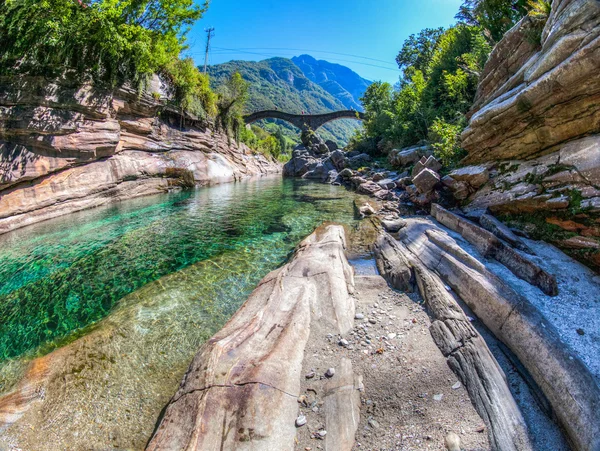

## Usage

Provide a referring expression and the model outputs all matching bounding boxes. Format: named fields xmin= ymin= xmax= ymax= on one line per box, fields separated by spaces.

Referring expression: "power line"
xmin=203 ymin=46 xmax=400 ymax=72
xmin=218 ymin=47 xmax=397 ymax=66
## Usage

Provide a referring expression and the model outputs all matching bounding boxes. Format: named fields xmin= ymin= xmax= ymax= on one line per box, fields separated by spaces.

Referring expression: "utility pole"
xmin=203 ymin=27 xmax=215 ymax=73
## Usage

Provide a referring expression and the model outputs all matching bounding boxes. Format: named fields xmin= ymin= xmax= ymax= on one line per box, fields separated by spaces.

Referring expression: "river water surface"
xmin=0 ymin=177 xmax=366 ymax=450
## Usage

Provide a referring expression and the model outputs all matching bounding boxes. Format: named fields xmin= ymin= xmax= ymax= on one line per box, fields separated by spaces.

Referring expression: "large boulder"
xmin=330 ymin=149 xmax=346 ymax=171
xmin=448 ymin=165 xmax=490 ymax=189
xmin=412 ymin=156 xmax=442 ymax=177
xmin=388 ymin=144 xmax=432 ymax=168
xmin=346 ymin=153 xmax=372 ymax=169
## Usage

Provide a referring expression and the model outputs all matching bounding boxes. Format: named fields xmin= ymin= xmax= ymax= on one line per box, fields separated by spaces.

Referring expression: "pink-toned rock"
xmin=413 ymin=168 xmax=440 ymax=194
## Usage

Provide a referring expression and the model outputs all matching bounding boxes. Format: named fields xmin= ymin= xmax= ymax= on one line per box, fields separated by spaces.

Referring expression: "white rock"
xmin=295 ymin=415 xmax=307 ymax=427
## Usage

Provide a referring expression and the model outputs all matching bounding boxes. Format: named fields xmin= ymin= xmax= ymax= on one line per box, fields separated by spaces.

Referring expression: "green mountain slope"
xmin=291 ymin=54 xmax=371 ymax=111
xmin=207 ymin=57 xmax=363 ymax=145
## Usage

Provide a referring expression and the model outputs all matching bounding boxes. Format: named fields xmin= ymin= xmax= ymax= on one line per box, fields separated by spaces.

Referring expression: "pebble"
xmin=368 ymin=419 xmax=380 ymax=429
xmin=355 ymin=313 xmax=365 ymax=320
xmin=339 ymin=339 xmax=349 ymax=347
xmin=305 ymin=371 xmax=316 ymax=379
xmin=325 ymin=368 xmax=335 ymax=378
xmin=295 ymin=415 xmax=307 ymax=427
xmin=577 ymin=328 xmax=585 ymax=336
xmin=387 ymin=333 xmax=397 ymax=339
xmin=368 ymin=318 xmax=377 ymax=324
xmin=318 ymin=430 xmax=327 ymax=438
xmin=452 ymin=382 xmax=461 ymax=390
xmin=445 ymin=432 xmax=460 ymax=451
xmin=433 ymin=394 xmax=443 ymax=401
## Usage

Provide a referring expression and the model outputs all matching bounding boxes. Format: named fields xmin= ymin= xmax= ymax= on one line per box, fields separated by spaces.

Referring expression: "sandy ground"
xmin=295 ymin=270 xmax=490 ymax=451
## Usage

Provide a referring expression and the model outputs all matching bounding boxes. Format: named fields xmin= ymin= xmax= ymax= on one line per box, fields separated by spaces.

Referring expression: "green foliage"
xmin=163 ymin=58 xmax=216 ymax=119
xmin=207 ymin=58 xmax=361 ymax=145
xmin=0 ymin=0 xmax=224 ymax=121
xmin=456 ymin=0 xmax=528 ymax=43
xmin=216 ymin=71 xmax=249 ymax=138
xmin=428 ymin=118 xmax=466 ymax=166
xmin=240 ymin=125 xmax=288 ymax=161
xmin=396 ymin=28 xmax=445 ymax=81
xmin=360 ymin=24 xmax=490 ymax=165
xmin=527 ymin=0 xmax=552 ymax=19
xmin=0 ymin=0 xmax=207 ymax=86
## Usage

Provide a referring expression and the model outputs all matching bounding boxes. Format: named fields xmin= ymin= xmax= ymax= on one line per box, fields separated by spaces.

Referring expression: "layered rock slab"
xmin=146 ymin=225 xmax=357 ymax=451
xmin=389 ymin=216 xmax=600 ymax=451
xmin=0 ymin=76 xmax=280 ymax=234
xmin=374 ymin=232 xmax=532 ymax=451
xmin=461 ymin=0 xmax=600 ymax=162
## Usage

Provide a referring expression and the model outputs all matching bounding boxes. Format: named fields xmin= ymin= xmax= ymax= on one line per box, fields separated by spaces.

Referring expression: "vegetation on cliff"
xmin=0 ymin=0 xmax=288 ymax=159
xmin=354 ymin=0 xmax=550 ymax=165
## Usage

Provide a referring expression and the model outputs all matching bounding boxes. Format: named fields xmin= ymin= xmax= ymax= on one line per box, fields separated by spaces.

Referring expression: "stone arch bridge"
xmin=244 ymin=110 xmax=365 ymax=132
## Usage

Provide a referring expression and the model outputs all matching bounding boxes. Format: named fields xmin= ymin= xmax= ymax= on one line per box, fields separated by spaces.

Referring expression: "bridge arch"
xmin=243 ymin=110 xmax=365 ymax=132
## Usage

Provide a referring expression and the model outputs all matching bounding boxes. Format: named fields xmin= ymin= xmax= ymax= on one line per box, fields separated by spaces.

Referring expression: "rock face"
xmin=462 ymin=0 xmax=600 ymax=162
xmin=378 ymin=216 xmax=600 ymax=451
xmin=457 ymin=0 xmax=600 ymax=271
xmin=147 ymin=225 xmax=357 ymax=451
xmin=0 ymin=76 xmax=280 ymax=234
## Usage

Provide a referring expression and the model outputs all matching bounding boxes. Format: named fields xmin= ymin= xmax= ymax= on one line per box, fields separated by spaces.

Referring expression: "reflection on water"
xmin=0 ymin=177 xmax=364 ymax=450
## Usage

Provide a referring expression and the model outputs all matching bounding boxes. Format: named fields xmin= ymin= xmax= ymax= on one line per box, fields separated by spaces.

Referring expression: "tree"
xmin=216 ymin=72 xmax=250 ymax=137
xmin=395 ymin=28 xmax=444 ymax=81
xmin=0 ymin=0 xmax=208 ymax=87
xmin=456 ymin=0 xmax=528 ymax=43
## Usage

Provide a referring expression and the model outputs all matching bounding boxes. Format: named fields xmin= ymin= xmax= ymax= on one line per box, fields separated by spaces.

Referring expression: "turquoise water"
xmin=0 ymin=177 xmax=361 ymax=364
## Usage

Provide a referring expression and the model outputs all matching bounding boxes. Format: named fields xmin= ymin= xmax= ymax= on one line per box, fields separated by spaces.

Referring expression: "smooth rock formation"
xmin=147 ymin=225 xmax=358 ymax=451
xmin=393 ymin=217 xmax=600 ymax=451
xmin=431 ymin=204 xmax=558 ymax=296
xmin=375 ymin=231 xmax=533 ymax=451
xmin=455 ymin=0 xmax=600 ymax=271
xmin=0 ymin=76 xmax=280 ymax=234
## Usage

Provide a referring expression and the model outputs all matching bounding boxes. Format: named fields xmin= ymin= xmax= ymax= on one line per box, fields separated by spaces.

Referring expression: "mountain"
xmin=207 ymin=57 xmax=367 ymax=145
xmin=291 ymin=55 xmax=371 ymax=112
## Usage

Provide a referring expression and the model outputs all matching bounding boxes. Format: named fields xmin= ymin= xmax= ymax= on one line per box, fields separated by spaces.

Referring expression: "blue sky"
xmin=184 ymin=0 xmax=463 ymax=84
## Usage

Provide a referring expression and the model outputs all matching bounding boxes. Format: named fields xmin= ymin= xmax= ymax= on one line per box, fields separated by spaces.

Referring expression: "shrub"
xmin=428 ymin=118 xmax=466 ymax=167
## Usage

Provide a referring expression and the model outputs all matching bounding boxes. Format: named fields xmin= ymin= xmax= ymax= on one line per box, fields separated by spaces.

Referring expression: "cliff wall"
xmin=0 ymin=76 xmax=280 ymax=234
xmin=458 ymin=0 xmax=600 ymax=269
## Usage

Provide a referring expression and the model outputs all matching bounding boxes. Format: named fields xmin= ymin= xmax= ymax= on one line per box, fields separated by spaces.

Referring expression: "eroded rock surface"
xmin=147 ymin=225 xmax=357 ymax=451
xmin=383 ymin=215 xmax=600 ymax=451
xmin=457 ymin=0 xmax=600 ymax=271
xmin=0 ymin=76 xmax=280 ymax=234
xmin=462 ymin=0 xmax=600 ymax=162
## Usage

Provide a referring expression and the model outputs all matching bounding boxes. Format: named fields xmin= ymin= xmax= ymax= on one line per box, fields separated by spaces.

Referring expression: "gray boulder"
xmin=325 ymin=140 xmax=339 ymax=151
xmin=449 ymin=165 xmax=490 ymax=188
xmin=330 ymin=150 xmax=346 ymax=171
xmin=347 ymin=153 xmax=372 ymax=169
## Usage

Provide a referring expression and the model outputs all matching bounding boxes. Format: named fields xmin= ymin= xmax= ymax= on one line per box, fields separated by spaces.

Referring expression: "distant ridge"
xmin=292 ymin=54 xmax=371 ymax=111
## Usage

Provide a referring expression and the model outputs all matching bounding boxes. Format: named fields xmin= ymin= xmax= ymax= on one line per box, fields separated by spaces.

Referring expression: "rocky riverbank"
xmin=148 ymin=217 xmax=599 ymax=451
xmin=284 ymin=0 xmax=600 ymax=273
xmin=0 ymin=76 xmax=281 ymax=234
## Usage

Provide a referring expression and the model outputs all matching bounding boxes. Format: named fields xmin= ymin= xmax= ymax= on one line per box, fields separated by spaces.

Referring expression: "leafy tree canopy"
xmin=0 ymin=0 xmax=207 ymax=86
xmin=456 ymin=0 xmax=528 ymax=43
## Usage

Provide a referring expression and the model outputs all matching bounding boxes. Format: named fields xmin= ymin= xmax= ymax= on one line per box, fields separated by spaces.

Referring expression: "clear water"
xmin=0 ymin=177 xmax=365 ymax=449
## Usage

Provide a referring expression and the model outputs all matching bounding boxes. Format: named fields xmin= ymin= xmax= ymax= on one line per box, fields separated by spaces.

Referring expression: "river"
xmin=0 ymin=177 xmax=367 ymax=449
